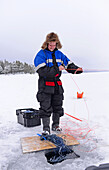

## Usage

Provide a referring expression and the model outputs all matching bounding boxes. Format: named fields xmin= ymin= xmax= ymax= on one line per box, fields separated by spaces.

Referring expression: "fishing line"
xmin=61 ymin=118 xmax=98 ymax=152
xmin=67 ymin=72 xmax=90 ymax=121
xmin=61 ymin=69 xmax=99 ymax=152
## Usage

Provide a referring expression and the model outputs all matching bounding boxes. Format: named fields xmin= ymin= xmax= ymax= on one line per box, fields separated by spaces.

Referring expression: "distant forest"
xmin=0 ymin=60 xmax=35 ymax=74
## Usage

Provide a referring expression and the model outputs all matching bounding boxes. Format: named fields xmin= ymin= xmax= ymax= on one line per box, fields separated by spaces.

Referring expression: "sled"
xmin=21 ymin=133 xmax=79 ymax=153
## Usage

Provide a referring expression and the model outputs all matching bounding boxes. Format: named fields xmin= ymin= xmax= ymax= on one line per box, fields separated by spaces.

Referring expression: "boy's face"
xmin=48 ymin=41 xmax=56 ymax=51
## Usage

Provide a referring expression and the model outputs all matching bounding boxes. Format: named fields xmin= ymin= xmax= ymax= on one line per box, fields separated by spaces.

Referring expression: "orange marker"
xmin=77 ymin=92 xmax=84 ymax=99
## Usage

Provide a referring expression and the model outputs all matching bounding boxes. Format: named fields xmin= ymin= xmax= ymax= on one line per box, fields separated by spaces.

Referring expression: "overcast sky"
xmin=0 ymin=0 xmax=109 ymax=70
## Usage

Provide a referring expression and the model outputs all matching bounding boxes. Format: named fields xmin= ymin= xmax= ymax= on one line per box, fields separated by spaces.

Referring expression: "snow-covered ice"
xmin=0 ymin=72 xmax=109 ymax=170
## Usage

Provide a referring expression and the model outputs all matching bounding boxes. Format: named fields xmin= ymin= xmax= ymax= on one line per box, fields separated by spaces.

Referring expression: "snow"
xmin=0 ymin=72 xmax=109 ymax=170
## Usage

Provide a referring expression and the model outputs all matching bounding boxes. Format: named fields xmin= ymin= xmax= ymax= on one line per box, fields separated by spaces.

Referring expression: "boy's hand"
xmin=59 ymin=65 xmax=65 ymax=71
xmin=74 ymin=68 xmax=83 ymax=74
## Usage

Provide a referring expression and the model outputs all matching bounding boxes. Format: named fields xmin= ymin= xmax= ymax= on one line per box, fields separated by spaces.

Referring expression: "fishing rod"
xmin=65 ymin=113 xmax=82 ymax=122
xmin=66 ymin=68 xmax=109 ymax=72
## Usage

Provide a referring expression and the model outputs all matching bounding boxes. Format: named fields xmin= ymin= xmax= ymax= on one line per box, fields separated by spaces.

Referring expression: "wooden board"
xmin=21 ymin=133 xmax=79 ymax=153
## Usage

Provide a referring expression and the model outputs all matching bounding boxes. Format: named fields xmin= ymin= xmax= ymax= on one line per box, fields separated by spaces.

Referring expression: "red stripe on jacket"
xmin=45 ymin=81 xmax=62 ymax=86
xmin=45 ymin=82 xmax=55 ymax=86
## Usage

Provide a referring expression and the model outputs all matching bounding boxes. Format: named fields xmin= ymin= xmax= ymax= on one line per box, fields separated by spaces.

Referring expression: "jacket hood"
xmin=41 ymin=32 xmax=62 ymax=50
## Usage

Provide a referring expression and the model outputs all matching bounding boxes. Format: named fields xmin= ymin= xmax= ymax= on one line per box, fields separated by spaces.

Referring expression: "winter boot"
xmin=42 ymin=117 xmax=50 ymax=135
xmin=52 ymin=113 xmax=62 ymax=132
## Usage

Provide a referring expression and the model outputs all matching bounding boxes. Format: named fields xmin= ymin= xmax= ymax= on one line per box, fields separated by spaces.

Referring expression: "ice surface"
xmin=0 ymin=72 xmax=109 ymax=170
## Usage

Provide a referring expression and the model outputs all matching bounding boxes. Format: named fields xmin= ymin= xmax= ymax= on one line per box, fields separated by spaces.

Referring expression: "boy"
xmin=34 ymin=32 xmax=83 ymax=135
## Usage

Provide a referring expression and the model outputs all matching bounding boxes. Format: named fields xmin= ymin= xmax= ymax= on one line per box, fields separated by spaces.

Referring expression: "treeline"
xmin=0 ymin=60 xmax=35 ymax=74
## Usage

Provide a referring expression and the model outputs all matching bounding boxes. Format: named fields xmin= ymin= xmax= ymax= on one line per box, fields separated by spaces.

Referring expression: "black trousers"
xmin=37 ymin=92 xmax=64 ymax=118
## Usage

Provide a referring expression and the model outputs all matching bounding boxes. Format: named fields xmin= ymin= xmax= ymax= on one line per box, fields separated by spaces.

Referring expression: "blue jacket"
xmin=34 ymin=49 xmax=73 ymax=71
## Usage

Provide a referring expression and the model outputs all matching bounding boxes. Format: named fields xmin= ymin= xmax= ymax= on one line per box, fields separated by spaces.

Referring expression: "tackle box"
xmin=16 ymin=108 xmax=41 ymax=127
